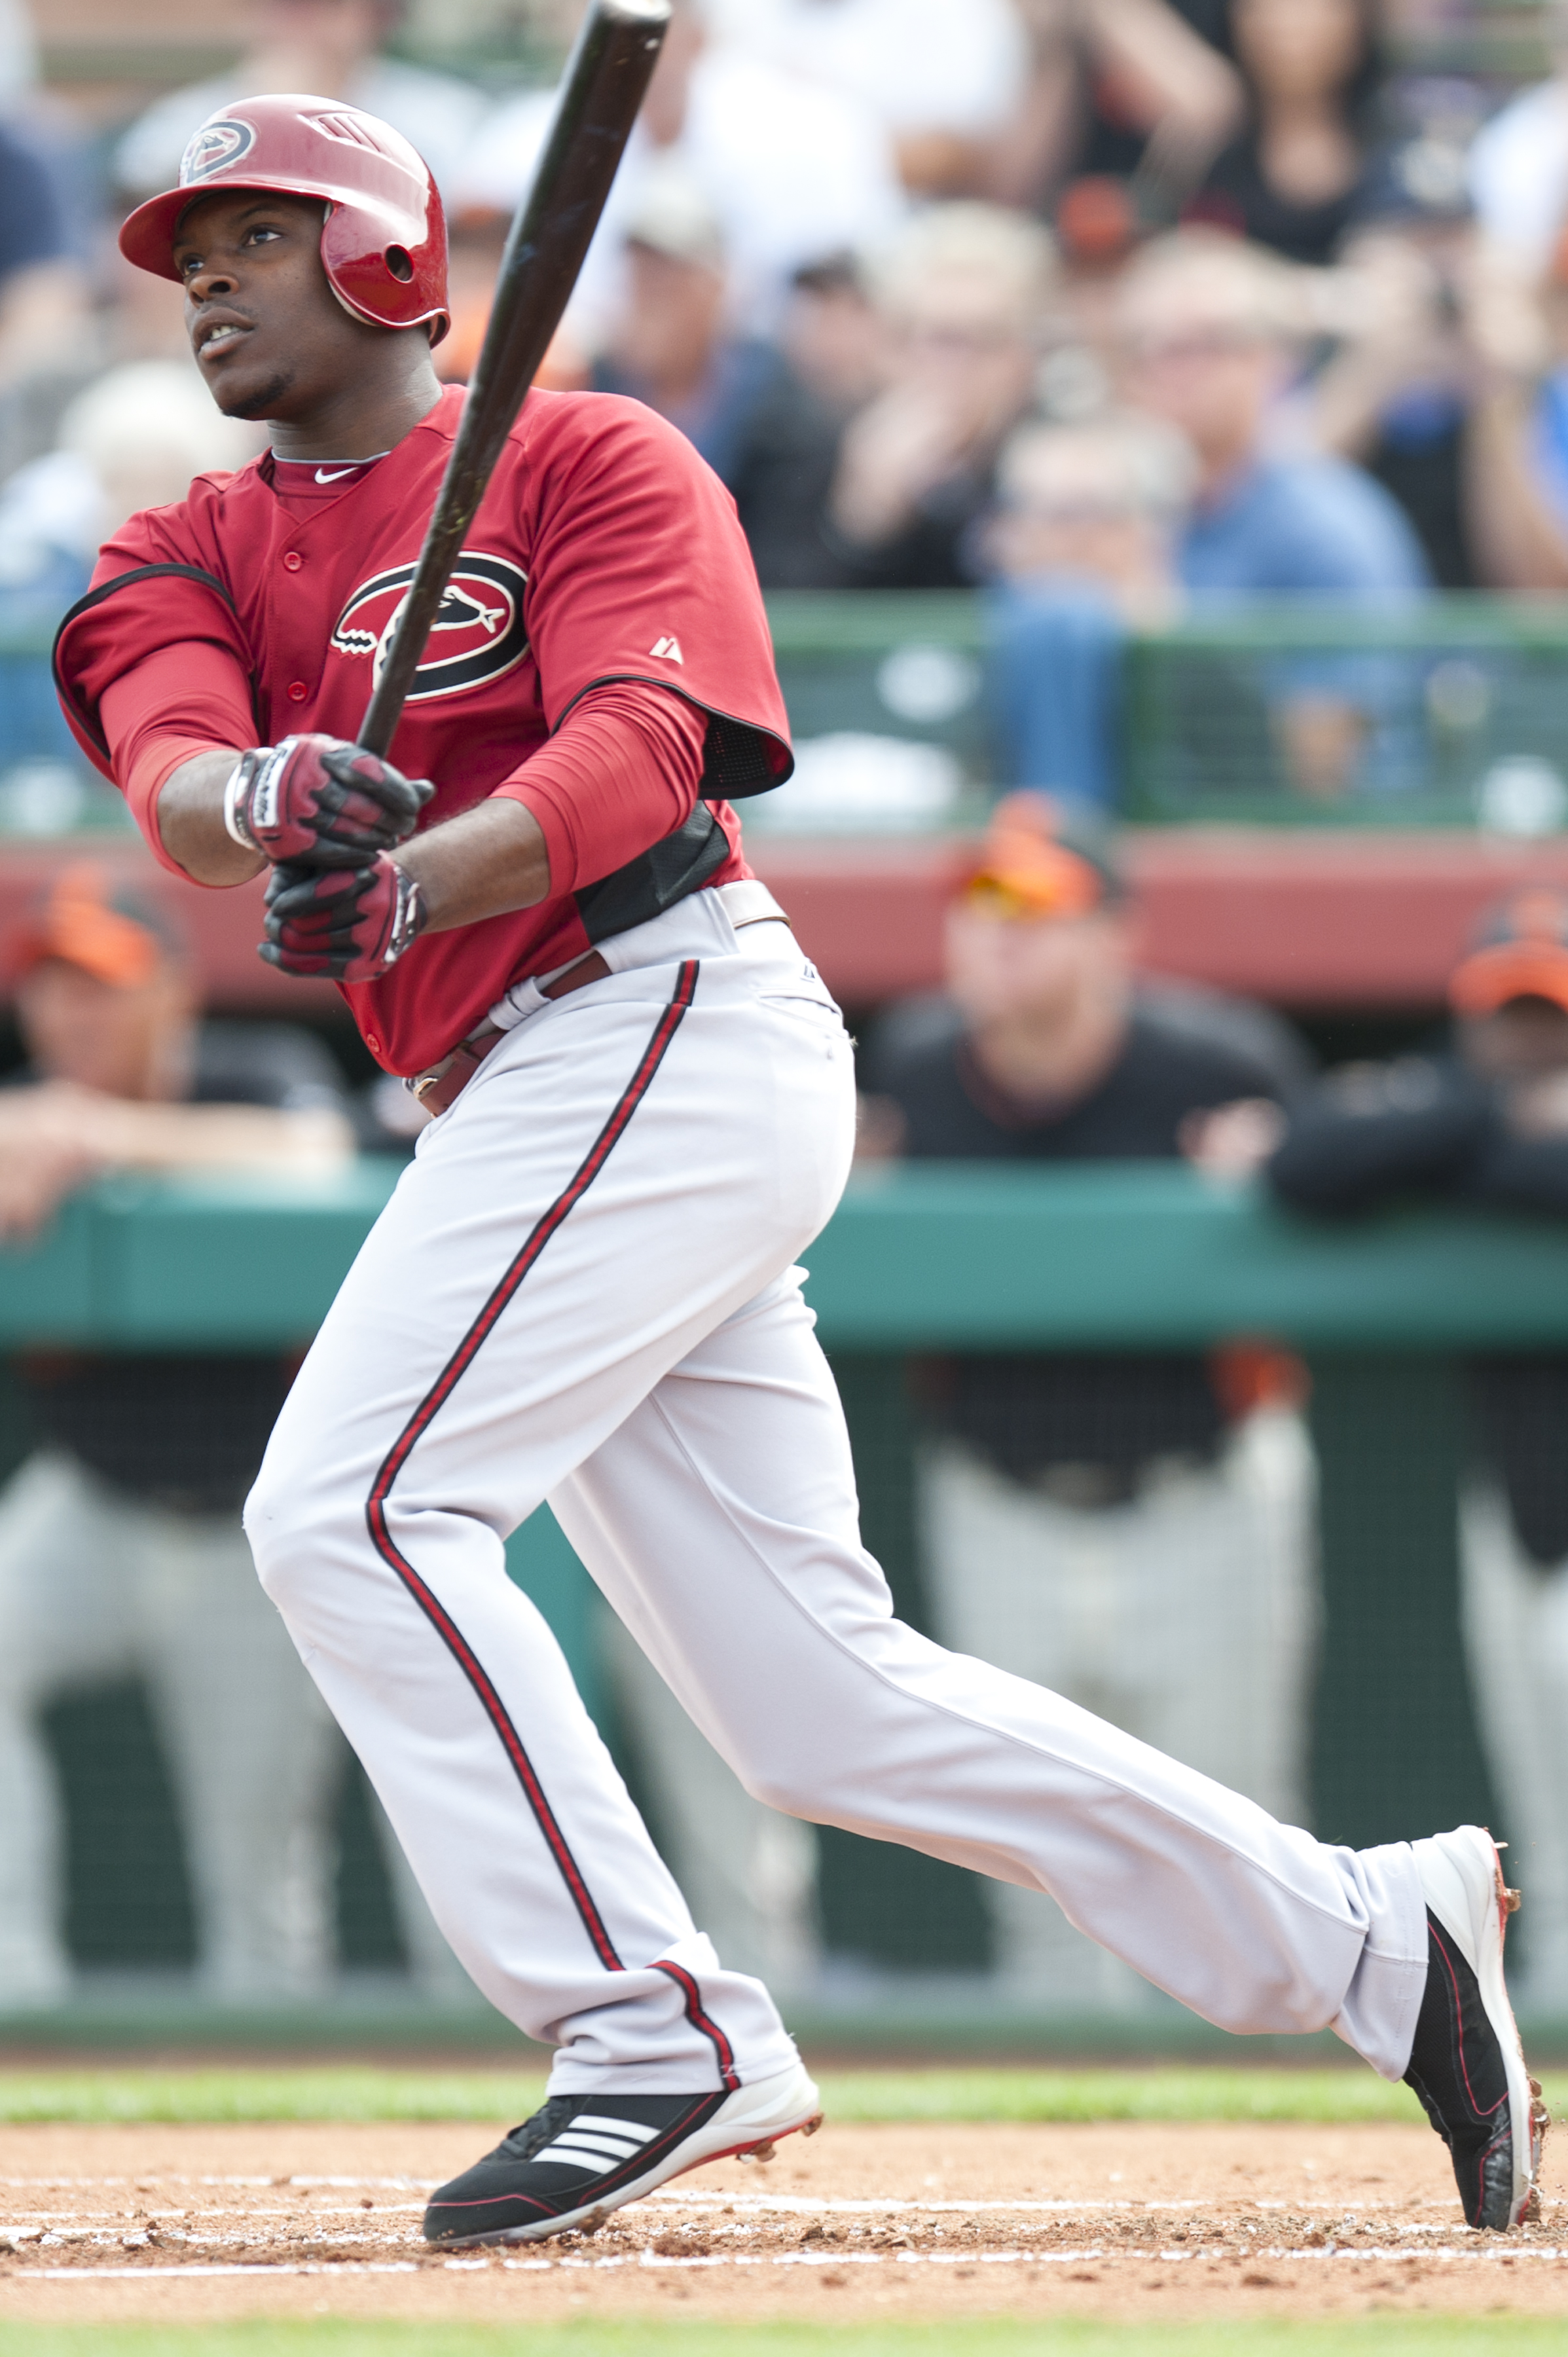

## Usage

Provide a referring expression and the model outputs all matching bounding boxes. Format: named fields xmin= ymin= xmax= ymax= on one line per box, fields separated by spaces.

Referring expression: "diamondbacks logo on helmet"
xmin=331 ymin=554 xmax=529 ymax=700
xmin=181 ymin=118 xmax=257 ymax=185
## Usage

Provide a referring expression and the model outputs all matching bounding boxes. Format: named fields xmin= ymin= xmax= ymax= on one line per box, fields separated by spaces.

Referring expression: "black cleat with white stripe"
xmin=422 ymin=2062 xmax=822 ymax=2246
xmin=1402 ymin=1827 xmax=1546 ymax=2230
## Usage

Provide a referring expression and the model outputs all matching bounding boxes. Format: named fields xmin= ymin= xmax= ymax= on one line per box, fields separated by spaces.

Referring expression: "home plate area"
xmin=0 ymin=2117 xmax=1565 ymax=2323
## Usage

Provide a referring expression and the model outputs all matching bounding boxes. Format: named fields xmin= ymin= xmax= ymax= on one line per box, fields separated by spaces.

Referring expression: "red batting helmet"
xmin=119 ymin=94 xmax=449 ymax=344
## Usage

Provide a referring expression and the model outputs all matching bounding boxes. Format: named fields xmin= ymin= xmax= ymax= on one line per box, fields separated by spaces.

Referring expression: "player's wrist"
xmin=223 ymin=748 xmax=268 ymax=850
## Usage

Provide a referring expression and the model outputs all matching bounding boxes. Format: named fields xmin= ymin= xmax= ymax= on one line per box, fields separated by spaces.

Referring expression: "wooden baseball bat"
xmin=357 ymin=0 xmax=672 ymax=759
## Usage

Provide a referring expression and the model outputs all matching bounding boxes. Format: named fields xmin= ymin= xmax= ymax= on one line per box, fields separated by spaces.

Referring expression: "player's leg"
xmin=244 ymin=919 xmax=854 ymax=2113
xmin=138 ymin=1503 xmax=342 ymax=1995
xmin=600 ymin=1603 xmax=820 ymax=1990
xmin=0 ymin=1453 xmax=138 ymax=2005
xmin=555 ymin=1268 xmax=1542 ymax=2225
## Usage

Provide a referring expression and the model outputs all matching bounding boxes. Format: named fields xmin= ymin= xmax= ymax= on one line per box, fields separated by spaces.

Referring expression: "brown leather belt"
xmin=406 ymin=882 xmax=791 ymax=1119
xmin=409 ymin=950 xmax=612 ymax=1118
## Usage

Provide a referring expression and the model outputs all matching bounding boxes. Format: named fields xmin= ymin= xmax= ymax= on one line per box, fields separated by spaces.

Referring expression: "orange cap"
xmin=957 ymin=792 xmax=1121 ymax=922
xmin=5 ymin=863 xmax=179 ymax=989
xmin=1450 ymin=886 xmax=1568 ymax=1018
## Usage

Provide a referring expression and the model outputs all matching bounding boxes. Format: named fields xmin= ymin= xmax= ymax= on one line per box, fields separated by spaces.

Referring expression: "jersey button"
xmin=282 ymin=551 xmax=303 ymax=572
xmin=287 ymin=682 xmax=308 ymax=703
xmin=366 ymin=1035 xmax=381 ymax=1054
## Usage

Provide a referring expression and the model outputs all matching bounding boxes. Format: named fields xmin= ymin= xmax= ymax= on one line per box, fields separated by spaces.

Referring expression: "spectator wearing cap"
xmin=828 ymin=205 xmax=1059 ymax=589
xmin=857 ymin=795 xmax=1314 ymax=2008
xmin=1185 ymin=0 xmax=1385 ymax=266
xmin=1307 ymin=117 xmax=1484 ymax=589
xmin=590 ymin=160 xmax=847 ymax=589
xmin=1256 ymin=887 xmax=1568 ymax=2009
xmin=0 ymin=867 xmax=454 ymax=2005
xmin=113 ymin=1 xmax=484 ymax=210
xmin=984 ymin=411 xmax=1194 ymax=811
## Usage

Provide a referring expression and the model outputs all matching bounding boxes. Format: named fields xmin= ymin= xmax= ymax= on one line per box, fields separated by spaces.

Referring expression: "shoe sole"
xmin=434 ymin=2062 xmax=824 ymax=2248
xmin=1417 ymin=1825 xmax=1546 ymax=2229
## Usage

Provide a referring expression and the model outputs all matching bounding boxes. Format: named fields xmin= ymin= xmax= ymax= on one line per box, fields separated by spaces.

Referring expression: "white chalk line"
xmin=0 ymin=2182 xmax=1484 ymax=2217
xmin=22 ymin=2243 xmax=1568 ymax=2284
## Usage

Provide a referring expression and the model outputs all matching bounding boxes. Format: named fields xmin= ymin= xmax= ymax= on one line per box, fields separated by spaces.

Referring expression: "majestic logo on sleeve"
xmin=181 ymin=118 xmax=257 ymax=183
xmin=329 ymin=553 xmax=530 ymax=701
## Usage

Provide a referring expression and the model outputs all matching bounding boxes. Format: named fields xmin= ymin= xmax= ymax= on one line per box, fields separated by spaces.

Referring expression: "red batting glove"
xmin=261 ymin=854 xmax=428 ymax=983
xmin=225 ymin=735 xmax=433 ymax=868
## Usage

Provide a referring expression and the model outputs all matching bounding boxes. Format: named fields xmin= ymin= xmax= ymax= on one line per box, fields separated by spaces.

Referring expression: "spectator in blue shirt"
xmin=0 ymin=120 xmax=89 ymax=396
xmin=991 ymin=229 xmax=1429 ymax=808
xmin=985 ymin=412 xmax=1194 ymax=812
xmin=1119 ymin=229 xmax=1429 ymax=597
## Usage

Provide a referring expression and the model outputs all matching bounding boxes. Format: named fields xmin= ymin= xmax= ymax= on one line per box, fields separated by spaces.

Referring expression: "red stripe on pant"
xmin=364 ymin=961 xmax=701 ymax=1975
xmin=654 ymin=1959 xmax=741 ymax=2091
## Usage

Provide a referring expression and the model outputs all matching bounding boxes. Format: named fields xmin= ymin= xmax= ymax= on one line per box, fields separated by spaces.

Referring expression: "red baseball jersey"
xmin=54 ymin=385 xmax=793 ymax=1074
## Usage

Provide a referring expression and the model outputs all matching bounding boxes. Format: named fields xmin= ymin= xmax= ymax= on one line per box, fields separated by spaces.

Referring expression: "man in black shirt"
xmin=1266 ymin=885 xmax=1568 ymax=2013
xmin=0 ymin=865 xmax=374 ymax=2005
xmin=861 ymin=795 xmax=1314 ymax=2006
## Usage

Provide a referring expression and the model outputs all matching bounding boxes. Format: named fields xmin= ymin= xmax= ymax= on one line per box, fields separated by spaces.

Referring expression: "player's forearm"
xmin=93 ymin=1100 xmax=355 ymax=1173
xmin=158 ymin=752 xmax=269 ymax=886
xmin=394 ymin=795 xmax=553 ymax=933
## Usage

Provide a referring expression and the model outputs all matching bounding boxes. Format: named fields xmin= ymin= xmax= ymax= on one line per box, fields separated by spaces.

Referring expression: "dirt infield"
xmin=0 ymin=2116 xmax=1564 ymax=2327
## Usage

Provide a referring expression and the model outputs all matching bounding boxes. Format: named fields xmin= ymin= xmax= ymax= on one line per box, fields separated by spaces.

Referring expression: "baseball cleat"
xmin=422 ymin=2059 xmax=822 ymax=2246
xmin=1402 ymin=1825 xmax=1546 ymax=2229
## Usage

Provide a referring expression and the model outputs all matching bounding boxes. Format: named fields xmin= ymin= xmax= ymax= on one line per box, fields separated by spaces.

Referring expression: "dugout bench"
xmin=2 ymin=1158 xmax=1565 ymax=2000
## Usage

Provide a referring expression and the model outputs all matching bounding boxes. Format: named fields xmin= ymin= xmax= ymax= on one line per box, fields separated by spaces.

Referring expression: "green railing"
xmin=13 ymin=593 xmax=1568 ymax=834
xmin=4 ymin=1156 xmax=1568 ymax=1348
xmin=762 ymin=591 xmax=1568 ymax=830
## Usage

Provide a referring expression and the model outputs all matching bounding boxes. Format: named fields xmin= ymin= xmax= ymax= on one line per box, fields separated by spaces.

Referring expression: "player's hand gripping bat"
xmin=357 ymin=0 xmax=672 ymax=759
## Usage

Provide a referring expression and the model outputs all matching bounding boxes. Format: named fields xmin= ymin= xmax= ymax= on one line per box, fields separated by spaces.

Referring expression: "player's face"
xmin=1463 ymin=998 xmax=1568 ymax=1084
xmin=15 ymin=958 xmax=196 ymax=1101
xmin=173 ymin=190 xmax=366 ymax=422
xmin=945 ymin=906 xmax=1133 ymax=1032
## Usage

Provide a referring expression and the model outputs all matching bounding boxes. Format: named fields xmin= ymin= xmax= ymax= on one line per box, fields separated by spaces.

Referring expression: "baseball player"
xmin=56 ymin=96 xmax=1540 ymax=2240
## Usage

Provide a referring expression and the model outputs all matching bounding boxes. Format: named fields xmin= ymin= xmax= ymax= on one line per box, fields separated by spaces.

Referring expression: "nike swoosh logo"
xmin=315 ymin=466 xmax=357 ymax=484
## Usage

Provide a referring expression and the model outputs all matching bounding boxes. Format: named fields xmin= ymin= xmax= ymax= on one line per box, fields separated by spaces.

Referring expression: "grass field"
xmin=4 ymin=2064 xmax=1562 ymax=2127
xmin=3 ymin=2323 xmax=1568 ymax=2356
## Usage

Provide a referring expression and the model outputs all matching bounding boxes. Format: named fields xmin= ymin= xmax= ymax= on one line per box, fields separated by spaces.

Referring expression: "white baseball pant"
xmin=921 ymin=1416 xmax=1314 ymax=2007
xmin=245 ymin=886 xmax=1429 ymax=2092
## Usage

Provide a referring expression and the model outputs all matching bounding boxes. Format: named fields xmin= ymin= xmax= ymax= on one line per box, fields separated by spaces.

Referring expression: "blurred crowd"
xmin=6 ymin=0 xmax=1568 ymax=815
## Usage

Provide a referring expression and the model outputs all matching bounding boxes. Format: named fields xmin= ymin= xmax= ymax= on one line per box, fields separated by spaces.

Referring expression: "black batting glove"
xmin=225 ymin=735 xmax=433 ymax=868
xmin=261 ymin=853 xmax=428 ymax=983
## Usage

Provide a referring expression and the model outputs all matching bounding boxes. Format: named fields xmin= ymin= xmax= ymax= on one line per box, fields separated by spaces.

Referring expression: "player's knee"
xmin=243 ymin=1460 xmax=329 ymax=1609
xmin=735 ymin=1753 xmax=830 ymax=1822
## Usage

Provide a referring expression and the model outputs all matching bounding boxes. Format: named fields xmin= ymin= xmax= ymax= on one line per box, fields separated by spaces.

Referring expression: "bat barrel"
xmin=357 ymin=0 xmax=672 ymax=758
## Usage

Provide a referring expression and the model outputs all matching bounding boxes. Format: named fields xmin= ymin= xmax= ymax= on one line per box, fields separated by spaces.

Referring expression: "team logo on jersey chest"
xmin=329 ymin=553 xmax=530 ymax=700
xmin=181 ymin=118 xmax=257 ymax=183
